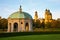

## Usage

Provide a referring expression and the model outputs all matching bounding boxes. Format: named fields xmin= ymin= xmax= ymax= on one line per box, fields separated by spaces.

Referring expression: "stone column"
xmin=18 ymin=22 xmax=20 ymax=32
xmin=21 ymin=21 xmax=25 ymax=32
xmin=30 ymin=20 xmax=33 ymax=31
xmin=7 ymin=23 xmax=11 ymax=32
xmin=23 ymin=22 xmax=25 ymax=31
xmin=29 ymin=20 xmax=32 ymax=31
xmin=29 ymin=21 xmax=31 ymax=31
xmin=11 ymin=23 xmax=14 ymax=32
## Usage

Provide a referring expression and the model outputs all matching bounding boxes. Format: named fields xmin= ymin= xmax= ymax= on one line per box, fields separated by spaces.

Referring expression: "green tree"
xmin=33 ymin=19 xmax=41 ymax=28
xmin=41 ymin=22 xmax=45 ymax=28
xmin=1 ymin=18 xmax=8 ymax=30
xmin=45 ymin=22 xmax=51 ymax=28
xmin=0 ymin=20 xmax=2 ymax=29
xmin=51 ymin=20 xmax=60 ymax=28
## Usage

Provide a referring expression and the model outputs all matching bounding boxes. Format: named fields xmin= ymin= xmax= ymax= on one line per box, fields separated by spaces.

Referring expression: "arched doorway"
xmin=14 ymin=23 xmax=18 ymax=32
xmin=25 ymin=23 xmax=29 ymax=31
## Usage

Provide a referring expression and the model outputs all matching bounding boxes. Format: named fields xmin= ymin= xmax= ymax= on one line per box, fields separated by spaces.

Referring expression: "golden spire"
xmin=20 ymin=5 xmax=22 ymax=12
xmin=34 ymin=11 xmax=38 ymax=22
xmin=35 ymin=11 xmax=38 ymax=18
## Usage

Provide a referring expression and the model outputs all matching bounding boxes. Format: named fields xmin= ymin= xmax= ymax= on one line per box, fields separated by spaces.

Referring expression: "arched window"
xmin=25 ymin=23 xmax=29 ymax=31
xmin=14 ymin=23 xmax=18 ymax=32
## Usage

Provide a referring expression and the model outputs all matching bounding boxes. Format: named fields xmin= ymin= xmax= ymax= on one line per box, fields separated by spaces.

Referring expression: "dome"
xmin=8 ymin=11 xmax=32 ymax=19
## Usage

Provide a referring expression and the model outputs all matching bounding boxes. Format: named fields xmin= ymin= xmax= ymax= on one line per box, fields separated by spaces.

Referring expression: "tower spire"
xmin=34 ymin=11 xmax=38 ymax=22
xmin=20 ymin=5 xmax=22 ymax=12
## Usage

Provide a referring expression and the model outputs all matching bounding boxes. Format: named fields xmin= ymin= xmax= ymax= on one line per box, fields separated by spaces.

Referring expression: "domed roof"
xmin=8 ymin=5 xmax=32 ymax=19
xmin=8 ymin=11 xmax=32 ymax=19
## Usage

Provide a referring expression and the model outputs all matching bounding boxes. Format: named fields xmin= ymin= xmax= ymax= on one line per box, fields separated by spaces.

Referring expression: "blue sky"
xmin=0 ymin=0 xmax=60 ymax=19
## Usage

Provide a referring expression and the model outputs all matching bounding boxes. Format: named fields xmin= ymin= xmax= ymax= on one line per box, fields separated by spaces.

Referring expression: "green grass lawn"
xmin=0 ymin=34 xmax=60 ymax=40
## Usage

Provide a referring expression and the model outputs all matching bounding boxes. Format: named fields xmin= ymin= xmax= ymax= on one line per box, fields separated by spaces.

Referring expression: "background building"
xmin=45 ymin=9 xmax=52 ymax=23
xmin=34 ymin=11 xmax=38 ymax=22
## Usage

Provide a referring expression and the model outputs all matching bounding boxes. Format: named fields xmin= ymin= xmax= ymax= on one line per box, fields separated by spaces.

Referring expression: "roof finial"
xmin=45 ymin=9 xmax=47 ymax=11
xmin=20 ymin=5 xmax=22 ymax=12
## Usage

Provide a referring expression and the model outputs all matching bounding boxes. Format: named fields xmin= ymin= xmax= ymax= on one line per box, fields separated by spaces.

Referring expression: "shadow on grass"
xmin=0 ymin=31 xmax=60 ymax=38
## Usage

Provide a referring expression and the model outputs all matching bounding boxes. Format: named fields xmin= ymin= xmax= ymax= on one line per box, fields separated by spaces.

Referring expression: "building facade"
xmin=7 ymin=6 xmax=33 ymax=32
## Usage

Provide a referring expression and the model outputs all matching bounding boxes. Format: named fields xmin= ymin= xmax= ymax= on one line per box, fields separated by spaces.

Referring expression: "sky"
xmin=0 ymin=0 xmax=60 ymax=19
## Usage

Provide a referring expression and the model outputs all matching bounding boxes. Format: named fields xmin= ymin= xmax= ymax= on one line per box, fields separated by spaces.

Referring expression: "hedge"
xmin=0 ymin=31 xmax=60 ymax=38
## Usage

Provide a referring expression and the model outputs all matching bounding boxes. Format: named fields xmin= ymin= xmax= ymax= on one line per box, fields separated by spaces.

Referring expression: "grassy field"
xmin=0 ymin=34 xmax=60 ymax=40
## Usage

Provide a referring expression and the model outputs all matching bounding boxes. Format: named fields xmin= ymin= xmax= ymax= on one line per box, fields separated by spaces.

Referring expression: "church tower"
xmin=34 ymin=11 xmax=38 ymax=22
xmin=45 ymin=9 xmax=52 ymax=23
